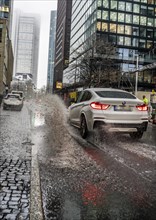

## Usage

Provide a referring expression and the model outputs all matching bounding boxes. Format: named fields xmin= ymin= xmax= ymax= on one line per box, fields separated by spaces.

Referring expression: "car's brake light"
xmin=90 ymin=102 xmax=110 ymax=110
xmin=136 ymin=105 xmax=148 ymax=111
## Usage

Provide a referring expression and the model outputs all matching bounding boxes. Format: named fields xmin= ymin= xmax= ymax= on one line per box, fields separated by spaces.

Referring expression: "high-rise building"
xmin=0 ymin=0 xmax=14 ymax=105
xmin=53 ymin=0 xmax=72 ymax=91
xmin=63 ymin=0 xmax=156 ymax=91
xmin=47 ymin=11 xmax=57 ymax=93
xmin=14 ymin=14 xmax=40 ymax=87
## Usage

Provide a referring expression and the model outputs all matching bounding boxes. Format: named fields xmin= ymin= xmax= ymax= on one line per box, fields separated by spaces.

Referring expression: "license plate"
xmin=114 ymin=105 xmax=131 ymax=111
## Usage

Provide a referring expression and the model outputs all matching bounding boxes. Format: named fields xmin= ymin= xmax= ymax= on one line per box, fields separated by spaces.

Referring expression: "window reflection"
xmin=133 ymin=4 xmax=140 ymax=13
xmin=125 ymin=37 xmax=131 ymax=46
xmin=125 ymin=26 xmax=132 ymax=35
xmin=110 ymin=23 xmax=116 ymax=33
xmin=117 ymin=25 xmax=124 ymax=34
xmin=126 ymin=14 xmax=132 ymax=23
xmin=118 ymin=13 xmax=124 ymax=22
xmin=118 ymin=2 xmax=125 ymax=11
xmin=102 ymin=22 xmax=108 ymax=31
xmin=117 ymin=36 xmax=124 ymax=45
xmin=133 ymin=15 xmax=140 ymax=24
xmin=102 ymin=11 xmax=108 ymax=20
xmin=103 ymin=0 xmax=109 ymax=8
xmin=140 ymin=16 xmax=147 ymax=25
xmin=111 ymin=1 xmax=117 ymax=10
xmin=110 ymin=12 xmax=117 ymax=21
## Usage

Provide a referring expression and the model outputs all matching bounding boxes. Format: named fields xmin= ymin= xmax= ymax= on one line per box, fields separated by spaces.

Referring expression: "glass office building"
xmin=47 ymin=11 xmax=57 ymax=92
xmin=15 ymin=15 xmax=40 ymax=87
xmin=63 ymin=0 xmax=156 ymax=90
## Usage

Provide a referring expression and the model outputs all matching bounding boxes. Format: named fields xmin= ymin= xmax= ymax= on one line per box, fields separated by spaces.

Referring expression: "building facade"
xmin=53 ymin=0 xmax=72 ymax=91
xmin=0 ymin=0 xmax=14 ymax=105
xmin=14 ymin=14 xmax=40 ymax=87
xmin=47 ymin=11 xmax=57 ymax=93
xmin=63 ymin=0 xmax=156 ymax=92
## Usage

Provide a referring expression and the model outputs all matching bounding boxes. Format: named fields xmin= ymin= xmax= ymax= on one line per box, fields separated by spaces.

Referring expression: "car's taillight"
xmin=136 ymin=105 xmax=148 ymax=111
xmin=90 ymin=102 xmax=110 ymax=110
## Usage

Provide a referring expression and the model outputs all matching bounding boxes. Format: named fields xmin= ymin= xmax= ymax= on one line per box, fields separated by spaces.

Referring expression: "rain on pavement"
xmin=0 ymin=95 xmax=156 ymax=220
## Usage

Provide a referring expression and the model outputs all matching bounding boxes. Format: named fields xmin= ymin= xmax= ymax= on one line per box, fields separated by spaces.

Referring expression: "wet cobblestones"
xmin=0 ymin=105 xmax=32 ymax=220
xmin=0 ymin=159 xmax=31 ymax=220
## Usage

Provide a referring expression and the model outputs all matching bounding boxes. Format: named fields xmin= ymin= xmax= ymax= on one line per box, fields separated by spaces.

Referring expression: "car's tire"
xmin=130 ymin=131 xmax=144 ymax=139
xmin=80 ymin=115 xmax=88 ymax=139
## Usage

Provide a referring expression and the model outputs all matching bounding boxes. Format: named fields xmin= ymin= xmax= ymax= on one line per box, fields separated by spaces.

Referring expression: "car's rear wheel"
xmin=80 ymin=115 xmax=88 ymax=139
xmin=129 ymin=131 xmax=144 ymax=139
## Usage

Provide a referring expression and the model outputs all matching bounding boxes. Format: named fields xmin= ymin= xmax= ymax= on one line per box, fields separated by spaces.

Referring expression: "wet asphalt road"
xmin=28 ymin=95 xmax=156 ymax=220
xmin=1 ymin=96 xmax=156 ymax=220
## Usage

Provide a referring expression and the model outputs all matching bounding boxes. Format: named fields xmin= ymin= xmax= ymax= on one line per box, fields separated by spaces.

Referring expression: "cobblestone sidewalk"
xmin=0 ymin=159 xmax=31 ymax=220
xmin=0 ymin=106 xmax=32 ymax=220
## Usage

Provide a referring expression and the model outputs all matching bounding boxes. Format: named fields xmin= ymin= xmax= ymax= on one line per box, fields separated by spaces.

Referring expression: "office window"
xmin=132 ymin=27 xmax=139 ymax=36
xmin=103 ymin=0 xmax=109 ymax=8
xmin=148 ymin=7 xmax=154 ymax=16
xmin=126 ymin=3 xmax=132 ymax=11
xmin=140 ymin=16 xmax=147 ymax=25
xmin=147 ymin=41 xmax=153 ymax=48
xmin=110 ymin=23 xmax=116 ymax=33
xmin=118 ymin=13 xmax=124 ymax=22
xmin=147 ymin=18 xmax=153 ymax=26
xmin=133 ymin=4 xmax=140 ymax=13
xmin=98 ymin=0 xmax=102 ymax=7
xmin=125 ymin=37 xmax=131 ymax=46
xmin=111 ymin=1 xmax=117 ymax=10
xmin=125 ymin=25 xmax=132 ymax=35
xmin=109 ymin=35 xmax=116 ymax=44
xmin=110 ymin=12 xmax=117 ymax=21
xmin=140 ymin=28 xmax=146 ymax=37
xmin=139 ymin=40 xmax=146 ymax=48
xmin=102 ymin=11 xmax=108 ymax=20
xmin=118 ymin=2 xmax=125 ymax=11
xmin=126 ymin=14 xmax=132 ymax=23
xmin=147 ymin=29 xmax=153 ymax=38
xmin=97 ymin=10 xmax=101 ymax=19
xmin=140 ymin=6 xmax=147 ymax=15
xmin=132 ymin=38 xmax=139 ymax=47
xmin=102 ymin=22 xmax=108 ymax=31
xmin=97 ymin=22 xmax=101 ymax=31
xmin=117 ymin=36 xmax=124 ymax=45
xmin=133 ymin=15 xmax=140 ymax=24
xmin=117 ymin=24 xmax=124 ymax=34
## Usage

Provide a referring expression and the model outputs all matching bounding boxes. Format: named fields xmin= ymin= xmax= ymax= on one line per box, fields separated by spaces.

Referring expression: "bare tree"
xmin=68 ymin=38 xmax=121 ymax=88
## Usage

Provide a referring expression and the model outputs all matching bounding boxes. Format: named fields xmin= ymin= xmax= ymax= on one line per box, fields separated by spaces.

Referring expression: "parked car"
xmin=3 ymin=93 xmax=23 ymax=111
xmin=68 ymin=88 xmax=148 ymax=139
xmin=11 ymin=90 xmax=24 ymax=99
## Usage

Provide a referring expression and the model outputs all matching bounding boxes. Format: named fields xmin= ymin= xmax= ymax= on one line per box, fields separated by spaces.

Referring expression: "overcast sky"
xmin=13 ymin=0 xmax=57 ymax=88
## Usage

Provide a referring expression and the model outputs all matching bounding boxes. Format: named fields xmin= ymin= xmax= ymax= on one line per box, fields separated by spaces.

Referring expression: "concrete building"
xmin=0 ymin=0 xmax=14 ymax=105
xmin=47 ymin=10 xmax=57 ymax=93
xmin=53 ymin=0 xmax=72 ymax=91
xmin=14 ymin=14 xmax=40 ymax=87
xmin=63 ymin=0 xmax=156 ymax=92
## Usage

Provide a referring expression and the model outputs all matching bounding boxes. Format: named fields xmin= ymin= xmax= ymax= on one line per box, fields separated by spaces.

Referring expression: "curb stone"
xmin=30 ymin=145 xmax=44 ymax=220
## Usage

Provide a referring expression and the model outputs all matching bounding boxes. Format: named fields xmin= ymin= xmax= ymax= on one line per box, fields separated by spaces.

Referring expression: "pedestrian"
xmin=142 ymin=95 xmax=149 ymax=105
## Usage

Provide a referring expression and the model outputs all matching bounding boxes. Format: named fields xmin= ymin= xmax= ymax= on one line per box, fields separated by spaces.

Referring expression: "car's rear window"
xmin=95 ymin=91 xmax=136 ymax=99
xmin=8 ymin=95 xmax=19 ymax=99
